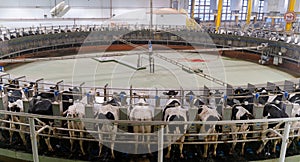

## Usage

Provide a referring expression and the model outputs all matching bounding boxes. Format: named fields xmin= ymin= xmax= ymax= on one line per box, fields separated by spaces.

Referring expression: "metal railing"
xmin=0 ymin=109 xmax=299 ymax=162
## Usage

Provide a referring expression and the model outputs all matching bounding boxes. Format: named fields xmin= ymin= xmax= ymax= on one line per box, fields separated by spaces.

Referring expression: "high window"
xmin=257 ymin=0 xmax=265 ymax=20
xmin=188 ymin=0 xmax=265 ymax=22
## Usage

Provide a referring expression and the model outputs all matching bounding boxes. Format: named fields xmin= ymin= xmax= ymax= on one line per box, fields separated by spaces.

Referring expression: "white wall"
xmin=295 ymin=0 xmax=300 ymax=12
xmin=155 ymin=14 xmax=186 ymax=26
xmin=0 ymin=0 xmax=189 ymax=28
xmin=264 ymin=0 xmax=288 ymax=14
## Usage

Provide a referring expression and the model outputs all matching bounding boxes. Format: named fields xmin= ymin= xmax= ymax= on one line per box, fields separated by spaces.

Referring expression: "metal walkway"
xmin=153 ymin=53 xmax=227 ymax=86
xmin=93 ymin=57 xmax=146 ymax=70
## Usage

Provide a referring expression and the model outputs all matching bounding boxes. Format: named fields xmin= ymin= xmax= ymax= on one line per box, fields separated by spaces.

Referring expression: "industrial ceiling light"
xmin=50 ymin=1 xmax=70 ymax=17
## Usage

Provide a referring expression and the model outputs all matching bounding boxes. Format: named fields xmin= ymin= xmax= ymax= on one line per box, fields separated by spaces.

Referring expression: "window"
xmin=239 ymin=0 xmax=248 ymax=21
xmin=257 ymin=0 xmax=265 ymax=21
xmin=188 ymin=0 xmax=264 ymax=22
xmin=189 ymin=0 xmax=214 ymax=22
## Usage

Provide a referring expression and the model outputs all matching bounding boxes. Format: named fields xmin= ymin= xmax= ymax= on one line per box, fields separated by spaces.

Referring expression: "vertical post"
xmin=137 ymin=54 xmax=141 ymax=68
xmin=130 ymin=85 xmax=133 ymax=106
xmin=246 ymin=0 xmax=253 ymax=24
xmin=150 ymin=0 xmax=153 ymax=30
xmin=279 ymin=121 xmax=291 ymax=162
xmin=157 ymin=125 xmax=164 ymax=162
xmin=285 ymin=0 xmax=296 ymax=32
xmin=235 ymin=15 xmax=239 ymax=26
xmin=110 ymin=0 xmax=113 ymax=18
xmin=104 ymin=83 xmax=108 ymax=102
xmin=149 ymin=40 xmax=154 ymax=73
xmin=29 ymin=118 xmax=39 ymax=162
xmin=155 ymin=88 xmax=160 ymax=108
xmin=190 ymin=0 xmax=195 ymax=19
xmin=271 ymin=18 xmax=275 ymax=27
xmin=180 ymin=87 xmax=184 ymax=106
xmin=215 ymin=0 xmax=223 ymax=32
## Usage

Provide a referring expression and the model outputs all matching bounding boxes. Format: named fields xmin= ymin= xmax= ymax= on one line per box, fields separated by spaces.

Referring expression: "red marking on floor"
xmin=189 ymin=59 xmax=206 ymax=62
xmin=179 ymin=58 xmax=206 ymax=62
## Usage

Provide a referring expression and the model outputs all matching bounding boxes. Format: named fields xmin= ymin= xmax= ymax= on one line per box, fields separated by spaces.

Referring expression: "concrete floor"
xmin=6 ymin=51 xmax=298 ymax=90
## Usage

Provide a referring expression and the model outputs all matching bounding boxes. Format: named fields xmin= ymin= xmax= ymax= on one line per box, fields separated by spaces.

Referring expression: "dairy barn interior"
xmin=0 ymin=0 xmax=300 ymax=162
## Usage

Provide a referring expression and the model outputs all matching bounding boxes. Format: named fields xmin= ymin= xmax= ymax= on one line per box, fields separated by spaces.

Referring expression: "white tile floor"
xmin=6 ymin=51 xmax=298 ymax=90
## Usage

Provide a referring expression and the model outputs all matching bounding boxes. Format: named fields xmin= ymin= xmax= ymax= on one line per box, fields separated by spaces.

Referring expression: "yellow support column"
xmin=285 ymin=0 xmax=296 ymax=32
xmin=191 ymin=0 xmax=195 ymax=19
xmin=216 ymin=0 xmax=223 ymax=31
xmin=246 ymin=0 xmax=253 ymax=24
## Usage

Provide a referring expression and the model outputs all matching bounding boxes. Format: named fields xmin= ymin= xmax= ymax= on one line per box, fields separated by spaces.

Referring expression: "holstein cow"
xmin=227 ymin=87 xmax=254 ymax=155
xmin=28 ymin=86 xmax=77 ymax=152
xmin=5 ymin=85 xmax=27 ymax=146
xmin=287 ymin=88 xmax=300 ymax=148
xmin=64 ymin=93 xmax=120 ymax=158
xmin=2 ymin=81 xmax=36 ymax=147
xmin=162 ymin=90 xmax=188 ymax=159
xmin=64 ymin=96 xmax=97 ymax=156
xmin=288 ymin=103 xmax=300 ymax=149
xmin=289 ymin=88 xmax=300 ymax=104
xmin=255 ymin=86 xmax=284 ymax=106
xmin=256 ymin=100 xmax=289 ymax=154
xmin=196 ymin=105 xmax=222 ymax=158
xmin=97 ymin=96 xmax=120 ymax=159
xmin=28 ymin=96 xmax=55 ymax=151
xmin=129 ymin=93 xmax=153 ymax=155
xmin=256 ymin=87 xmax=300 ymax=154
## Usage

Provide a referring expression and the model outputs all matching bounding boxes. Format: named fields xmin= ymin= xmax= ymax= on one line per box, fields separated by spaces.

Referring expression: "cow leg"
xmin=45 ymin=129 xmax=53 ymax=152
xmin=9 ymin=121 xmax=15 ymax=144
xmin=213 ymin=134 xmax=218 ymax=157
xmin=165 ymin=127 xmax=171 ymax=159
xmin=241 ymin=125 xmax=248 ymax=156
xmin=165 ymin=145 xmax=172 ymax=159
xmin=98 ymin=129 xmax=103 ymax=157
xmin=19 ymin=116 xmax=27 ymax=147
xmin=230 ymin=136 xmax=237 ymax=154
xmin=133 ymin=126 xmax=139 ymax=154
xmin=111 ymin=124 xmax=117 ymax=159
xmin=257 ymin=140 xmax=268 ymax=154
xmin=203 ymin=137 xmax=208 ymax=158
xmin=19 ymin=125 xmax=27 ymax=146
xmin=179 ymin=136 xmax=185 ymax=158
xmin=147 ymin=134 xmax=152 ymax=155
xmin=229 ymin=126 xmax=239 ymax=155
xmin=68 ymin=121 xmax=75 ymax=153
xmin=79 ymin=125 xmax=85 ymax=155
xmin=241 ymin=133 xmax=247 ymax=155
xmin=272 ymin=139 xmax=280 ymax=153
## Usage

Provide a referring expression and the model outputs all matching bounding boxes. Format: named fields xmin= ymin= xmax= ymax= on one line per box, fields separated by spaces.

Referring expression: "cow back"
xmin=167 ymin=115 xmax=186 ymax=133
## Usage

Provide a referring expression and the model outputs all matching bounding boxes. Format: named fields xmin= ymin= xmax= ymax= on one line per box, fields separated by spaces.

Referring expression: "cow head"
xmin=163 ymin=90 xmax=178 ymax=98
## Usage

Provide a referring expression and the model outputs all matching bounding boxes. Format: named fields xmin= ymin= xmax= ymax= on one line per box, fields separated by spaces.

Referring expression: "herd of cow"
xmin=0 ymin=79 xmax=300 ymax=161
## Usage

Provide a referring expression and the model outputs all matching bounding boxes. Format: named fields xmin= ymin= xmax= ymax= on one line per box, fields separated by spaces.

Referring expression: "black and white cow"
xmin=197 ymin=105 xmax=222 ymax=158
xmin=289 ymin=88 xmax=300 ymax=104
xmin=28 ymin=86 xmax=78 ymax=152
xmin=287 ymin=88 xmax=300 ymax=147
xmin=255 ymin=86 xmax=284 ymax=106
xmin=28 ymin=97 xmax=54 ymax=151
xmin=97 ymin=95 xmax=120 ymax=159
xmin=162 ymin=90 xmax=188 ymax=159
xmin=5 ymin=83 xmax=26 ymax=145
xmin=256 ymin=101 xmax=289 ymax=154
xmin=129 ymin=93 xmax=153 ymax=155
xmin=227 ymin=87 xmax=255 ymax=155
xmin=64 ymin=92 xmax=120 ymax=158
